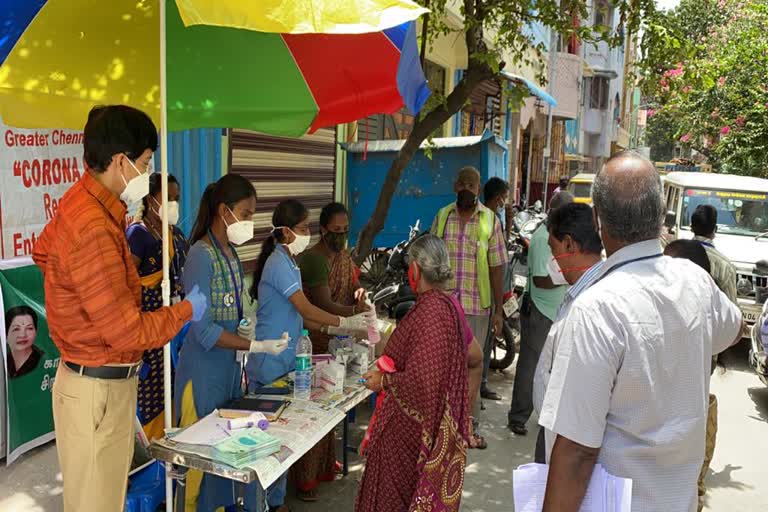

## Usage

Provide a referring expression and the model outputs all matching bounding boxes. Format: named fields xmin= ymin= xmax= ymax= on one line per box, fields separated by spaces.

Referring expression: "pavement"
xmin=0 ymin=341 xmax=766 ymax=511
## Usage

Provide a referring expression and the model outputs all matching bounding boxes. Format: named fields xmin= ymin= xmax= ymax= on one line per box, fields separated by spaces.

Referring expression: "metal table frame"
xmin=150 ymin=386 xmax=372 ymax=510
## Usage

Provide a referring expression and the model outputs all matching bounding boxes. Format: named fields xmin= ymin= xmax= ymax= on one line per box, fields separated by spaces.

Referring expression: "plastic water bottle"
xmin=294 ymin=329 xmax=313 ymax=400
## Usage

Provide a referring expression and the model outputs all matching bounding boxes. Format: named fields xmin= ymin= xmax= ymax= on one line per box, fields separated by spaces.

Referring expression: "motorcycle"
xmin=361 ymin=220 xmax=424 ymax=322
xmin=488 ymin=202 xmax=546 ymax=370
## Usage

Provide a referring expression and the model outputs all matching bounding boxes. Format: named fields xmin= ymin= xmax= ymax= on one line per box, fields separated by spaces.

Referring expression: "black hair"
xmin=5 ymin=306 xmax=38 ymax=334
xmin=664 ymin=239 xmax=712 ymax=274
xmin=250 ymin=199 xmax=309 ymax=300
xmin=319 ymin=202 xmax=348 ymax=228
xmin=142 ymin=173 xmax=179 ymax=217
xmin=189 ymin=174 xmax=257 ymax=244
xmin=559 ymin=176 xmax=570 ymax=187
xmin=548 ymin=203 xmax=603 ymax=255
xmin=84 ymin=105 xmax=158 ymax=172
xmin=691 ymin=204 xmax=718 ymax=237
xmin=483 ymin=177 xmax=510 ymax=203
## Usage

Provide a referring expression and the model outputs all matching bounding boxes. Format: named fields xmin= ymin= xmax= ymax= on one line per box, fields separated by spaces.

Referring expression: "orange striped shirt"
xmin=33 ymin=172 xmax=192 ymax=366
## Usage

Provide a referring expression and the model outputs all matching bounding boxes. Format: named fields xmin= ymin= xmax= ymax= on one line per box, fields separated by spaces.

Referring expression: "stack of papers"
xmin=513 ymin=463 xmax=632 ymax=512
xmin=212 ymin=427 xmax=281 ymax=469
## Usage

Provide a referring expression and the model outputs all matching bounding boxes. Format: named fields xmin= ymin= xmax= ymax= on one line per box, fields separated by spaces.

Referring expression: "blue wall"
xmin=165 ymin=129 xmax=223 ymax=236
xmin=346 ymin=131 xmax=507 ymax=248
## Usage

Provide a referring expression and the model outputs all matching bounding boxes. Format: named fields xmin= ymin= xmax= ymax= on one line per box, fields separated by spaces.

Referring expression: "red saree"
xmin=356 ymin=290 xmax=471 ymax=512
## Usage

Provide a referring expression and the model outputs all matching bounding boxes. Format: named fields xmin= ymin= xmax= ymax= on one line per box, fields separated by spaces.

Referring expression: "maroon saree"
xmin=356 ymin=290 xmax=471 ymax=512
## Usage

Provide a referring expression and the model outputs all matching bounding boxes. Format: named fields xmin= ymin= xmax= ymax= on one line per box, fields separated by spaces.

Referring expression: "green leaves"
xmin=640 ymin=0 xmax=768 ymax=176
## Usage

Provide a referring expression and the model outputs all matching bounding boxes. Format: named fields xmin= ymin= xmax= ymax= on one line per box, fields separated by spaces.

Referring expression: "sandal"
xmin=298 ymin=489 xmax=319 ymax=502
xmin=469 ymin=433 xmax=488 ymax=450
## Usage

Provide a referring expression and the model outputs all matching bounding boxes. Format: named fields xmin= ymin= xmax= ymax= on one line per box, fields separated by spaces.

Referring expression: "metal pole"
xmin=159 ymin=2 xmax=173 ymax=511
xmin=541 ymin=29 xmax=559 ymax=208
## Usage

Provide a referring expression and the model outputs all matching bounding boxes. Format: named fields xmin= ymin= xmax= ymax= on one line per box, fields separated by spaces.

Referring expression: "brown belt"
xmin=65 ymin=361 xmax=142 ymax=380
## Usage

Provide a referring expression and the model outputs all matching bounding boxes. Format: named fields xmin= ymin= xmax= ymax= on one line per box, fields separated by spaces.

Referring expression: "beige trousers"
xmin=698 ymin=393 xmax=718 ymax=511
xmin=53 ymin=365 xmax=137 ymax=512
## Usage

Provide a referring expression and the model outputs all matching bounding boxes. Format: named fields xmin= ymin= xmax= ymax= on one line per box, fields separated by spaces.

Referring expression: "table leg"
xmin=342 ymin=411 xmax=350 ymax=476
xmin=235 ymin=481 xmax=246 ymax=512
xmin=174 ymin=466 xmax=187 ymax=512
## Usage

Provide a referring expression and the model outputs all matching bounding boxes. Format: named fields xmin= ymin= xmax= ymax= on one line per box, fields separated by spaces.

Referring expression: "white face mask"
xmin=546 ymin=257 xmax=569 ymax=286
xmin=274 ymin=226 xmax=311 ymax=255
xmin=151 ymin=197 xmax=180 ymax=226
xmin=224 ymin=206 xmax=254 ymax=246
xmin=120 ymin=157 xmax=151 ymax=205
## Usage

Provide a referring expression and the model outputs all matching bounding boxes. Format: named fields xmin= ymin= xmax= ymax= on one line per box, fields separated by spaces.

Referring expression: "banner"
xmin=0 ymin=259 xmax=60 ymax=463
xmin=0 ymin=120 xmax=85 ymax=260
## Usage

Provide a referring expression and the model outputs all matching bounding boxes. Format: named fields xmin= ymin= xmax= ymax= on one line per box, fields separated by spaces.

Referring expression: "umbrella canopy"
xmin=0 ymin=0 xmax=430 ymax=135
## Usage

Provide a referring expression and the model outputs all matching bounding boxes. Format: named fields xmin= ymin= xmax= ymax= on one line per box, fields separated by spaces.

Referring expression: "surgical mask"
xmin=323 ymin=231 xmax=348 ymax=253
xmin=224 ymin=207 xmax=254 ymax=246
xmin=274 ymin=226 xmax=311 ymax=255
xmin=120 ymin=158 xmax=151 ymax=205
xmin=151 ymin=197 xmax=180 ymax=226
xmin=546 ymin=255 xmax=571 ymax=286
xmin=456 ymin=189 xmax=478 ymax=209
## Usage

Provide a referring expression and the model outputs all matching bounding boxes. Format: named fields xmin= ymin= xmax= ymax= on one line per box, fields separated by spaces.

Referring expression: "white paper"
xmin=172 ymin=410 xmax=232 ymax=445
xmin=513 ymin=463 xmax=632 ymax=512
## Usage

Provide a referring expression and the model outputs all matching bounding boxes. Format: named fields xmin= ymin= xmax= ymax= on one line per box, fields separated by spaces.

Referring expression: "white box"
xmin=317 ymin=360 xmax=345 ymax=393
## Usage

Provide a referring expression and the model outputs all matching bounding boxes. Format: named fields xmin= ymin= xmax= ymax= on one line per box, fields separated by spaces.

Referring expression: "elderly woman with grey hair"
xmin=356 ymin=234 xmax=479 ymax=512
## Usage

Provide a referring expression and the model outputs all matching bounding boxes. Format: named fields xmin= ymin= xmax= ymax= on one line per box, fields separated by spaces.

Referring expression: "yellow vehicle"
xmin=567 ymin=173 xmax=595 ymax=204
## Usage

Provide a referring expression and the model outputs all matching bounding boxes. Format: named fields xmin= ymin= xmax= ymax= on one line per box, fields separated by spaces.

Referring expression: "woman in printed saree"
xmin=356 ymin=234 xmax=472 ymax=512
xmin=292 ymin=202 xmax=368 ymax=502
xmin=126 ymin=173 xmax=189 ymax=441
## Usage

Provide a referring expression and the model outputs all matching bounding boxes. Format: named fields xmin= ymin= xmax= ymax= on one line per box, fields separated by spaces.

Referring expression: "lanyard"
xmin=592 ymin=253 xmax=663 ymax=287
xmin=208 ymin=230 xmax=244 ymax=319
xmin=698 ymin=240 xmax=715 ymax=249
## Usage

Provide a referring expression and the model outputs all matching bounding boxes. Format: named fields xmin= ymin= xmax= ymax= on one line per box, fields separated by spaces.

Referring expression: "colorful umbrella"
xmin=0 ymin=0 xmax=431 ymax=136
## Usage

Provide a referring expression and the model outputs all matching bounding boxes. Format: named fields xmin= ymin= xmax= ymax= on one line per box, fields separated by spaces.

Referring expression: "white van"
xmin=663 ymin=172 xmax=768 ymax=326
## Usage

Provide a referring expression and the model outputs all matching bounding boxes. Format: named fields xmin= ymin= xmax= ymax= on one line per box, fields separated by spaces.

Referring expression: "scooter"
xmin=488 ymin=203 xmax=545 ymax=370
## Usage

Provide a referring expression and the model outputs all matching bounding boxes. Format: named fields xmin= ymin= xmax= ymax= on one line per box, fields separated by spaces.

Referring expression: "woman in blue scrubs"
xmin=246 ymin=199 xmax=371 ymax=510
xmin=175 ymin=175 xmax=287 ymax=512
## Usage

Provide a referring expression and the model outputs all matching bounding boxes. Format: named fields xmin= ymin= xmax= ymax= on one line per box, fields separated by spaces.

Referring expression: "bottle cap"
xmin=302 ymin=329 xmax=309 ymax=336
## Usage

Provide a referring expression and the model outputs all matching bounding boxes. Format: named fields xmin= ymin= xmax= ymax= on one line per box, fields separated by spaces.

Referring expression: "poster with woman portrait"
xmin=0 ymin=260 xmax=60 ymax=463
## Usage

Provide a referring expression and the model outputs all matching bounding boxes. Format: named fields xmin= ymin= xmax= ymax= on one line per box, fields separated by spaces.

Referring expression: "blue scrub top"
xmin=246 ymin=244 xmax=303 ymax=387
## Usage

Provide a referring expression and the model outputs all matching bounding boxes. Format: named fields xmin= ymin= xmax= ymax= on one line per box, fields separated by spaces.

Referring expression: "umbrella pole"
xmin=159 ymin=1 xmax=173 ymax=512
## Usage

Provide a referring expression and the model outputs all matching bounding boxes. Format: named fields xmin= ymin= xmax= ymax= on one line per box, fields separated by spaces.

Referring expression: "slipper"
xmin=469 ymin=433 xmax=488 ymax=450
xmin=298 ymin=489 xmax=319 ymax=502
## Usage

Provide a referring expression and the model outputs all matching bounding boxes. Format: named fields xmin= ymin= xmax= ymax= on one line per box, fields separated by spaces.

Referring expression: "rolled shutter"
xmin=229 ymin=128 xmax=337 ymax=271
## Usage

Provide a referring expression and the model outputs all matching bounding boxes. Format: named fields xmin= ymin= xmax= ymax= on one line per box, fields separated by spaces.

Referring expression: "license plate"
xmin=503 ymin=296 xmax=519 ymax=317
xmin=743 ymin=308 xmax=761 ymax=324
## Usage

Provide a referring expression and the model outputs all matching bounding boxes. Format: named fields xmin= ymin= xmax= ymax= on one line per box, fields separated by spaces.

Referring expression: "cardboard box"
xmin=317 ymin=360 xmax=345 ymax=394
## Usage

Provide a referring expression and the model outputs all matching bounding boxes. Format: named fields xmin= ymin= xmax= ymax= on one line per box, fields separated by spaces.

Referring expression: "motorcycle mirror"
xmin=372 ymin=284 xmax=400 ymax=303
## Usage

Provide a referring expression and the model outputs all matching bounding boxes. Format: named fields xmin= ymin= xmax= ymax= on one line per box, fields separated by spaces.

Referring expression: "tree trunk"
xmin=352 ymin=66 xmax=493 ymax=264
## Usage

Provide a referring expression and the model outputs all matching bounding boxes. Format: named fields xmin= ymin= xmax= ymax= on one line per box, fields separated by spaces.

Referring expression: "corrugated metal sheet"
xmin=229 ymin=128 xmax=337 ymax=270
xmin=167 ymin=128 xmax=224 ymax=236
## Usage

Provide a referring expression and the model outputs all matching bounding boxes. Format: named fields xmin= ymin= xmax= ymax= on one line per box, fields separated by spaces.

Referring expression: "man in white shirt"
xmin=540 ymin=152 xmax=743 ymax=512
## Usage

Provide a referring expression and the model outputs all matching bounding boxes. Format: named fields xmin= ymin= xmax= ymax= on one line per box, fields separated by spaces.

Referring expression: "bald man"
xmin=539 ymin=152 xmax=743 ymax=512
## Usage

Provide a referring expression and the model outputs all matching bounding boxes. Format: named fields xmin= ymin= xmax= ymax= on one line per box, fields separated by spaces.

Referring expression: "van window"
xmin=681 ymin=188 xmax=768 ymax=236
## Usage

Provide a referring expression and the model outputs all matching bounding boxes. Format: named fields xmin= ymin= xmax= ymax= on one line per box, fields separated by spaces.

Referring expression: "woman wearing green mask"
xmin=298 ymin=202 xmax=368 ymax=355
xmin=285 ymin=202 xmax=366 ymax=502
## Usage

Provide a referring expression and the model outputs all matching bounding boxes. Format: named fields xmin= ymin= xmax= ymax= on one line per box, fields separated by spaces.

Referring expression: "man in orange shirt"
xmin=33 ymin=105 xmax=207 ymax=512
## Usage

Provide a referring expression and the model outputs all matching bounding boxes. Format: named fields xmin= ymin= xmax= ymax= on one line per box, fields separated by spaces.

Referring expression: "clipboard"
xmin=222 ymin=397 xmax=291 ymax=422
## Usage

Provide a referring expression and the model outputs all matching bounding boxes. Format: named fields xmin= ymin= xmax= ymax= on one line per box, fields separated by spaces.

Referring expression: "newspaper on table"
xmin=513 ymin=463 xmax=632 ymax=512
xmin=246 ymin=399 xmax=344 ymax=488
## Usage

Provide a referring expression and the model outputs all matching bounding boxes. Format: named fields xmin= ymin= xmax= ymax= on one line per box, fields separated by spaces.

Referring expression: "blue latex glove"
xmin=185 ymin=285 xmax=207 ymax=322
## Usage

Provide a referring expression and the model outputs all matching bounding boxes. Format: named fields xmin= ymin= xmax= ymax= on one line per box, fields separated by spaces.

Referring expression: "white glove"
xmin=250 ymin=333 xmax=290 ymax=355
xmin=339 ymin=311 xmax=375 ymax=332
